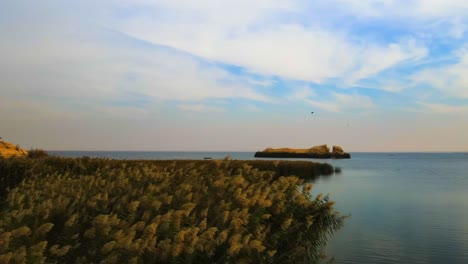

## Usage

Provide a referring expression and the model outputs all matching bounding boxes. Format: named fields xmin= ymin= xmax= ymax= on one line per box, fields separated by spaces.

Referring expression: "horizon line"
xmin=45 ymin=150 xmax=468 ymax=153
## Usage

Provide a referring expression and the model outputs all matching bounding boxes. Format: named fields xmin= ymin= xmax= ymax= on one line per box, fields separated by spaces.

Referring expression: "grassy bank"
xmin=0 ymin=156 xmax=345 ymax=263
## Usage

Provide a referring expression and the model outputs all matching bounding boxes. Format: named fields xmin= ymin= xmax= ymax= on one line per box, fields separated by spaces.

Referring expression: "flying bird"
xmin=311 ymin=112 xmax=314 ymax=114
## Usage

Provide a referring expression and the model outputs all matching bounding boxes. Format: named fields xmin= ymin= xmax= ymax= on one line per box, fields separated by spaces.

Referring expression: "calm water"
xmin=49 ymin=151 xmax=468 ymax=263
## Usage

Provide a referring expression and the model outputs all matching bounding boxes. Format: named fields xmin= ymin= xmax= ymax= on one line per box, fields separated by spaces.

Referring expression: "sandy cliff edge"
xmin=0 ymin=141 xmax=28 ymax=158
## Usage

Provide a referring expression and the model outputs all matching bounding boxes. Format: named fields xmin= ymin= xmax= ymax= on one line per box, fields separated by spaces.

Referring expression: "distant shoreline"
xmin=44 ymin=150 xmax=468 ymax=153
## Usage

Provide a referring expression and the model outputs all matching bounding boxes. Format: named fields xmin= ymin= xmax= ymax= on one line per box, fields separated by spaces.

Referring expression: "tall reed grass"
xmin=0 ymin=156 xmax=345 ymax=263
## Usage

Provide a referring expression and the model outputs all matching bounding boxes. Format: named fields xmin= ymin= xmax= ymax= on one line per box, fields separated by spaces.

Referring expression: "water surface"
xmin=315 ymin=153 xmax=468 ymax=264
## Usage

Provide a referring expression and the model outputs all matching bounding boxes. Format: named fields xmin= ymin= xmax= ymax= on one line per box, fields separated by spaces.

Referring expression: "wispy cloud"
xmin=418 ymin=102 xmax=468 ymax=113
xmin=245 ymin=104 xmax=262 ymax=112
xmin=411 ymin=47 xmax=468 ymax=98
xmin=177 ymin=104 xmax=224 ymax=112
xmin=0 ymin=25 xmax=271 ymax=106
xmin=287 ymin=86 xmax=316 ymax=101
xmin=305 ymin=92 xmax=374 ymax=112
xmin=120 ymin=21 xmax=428 ymax=84
xmin=332 ymin=0 xmax=468 ymax=18
xmin=247 ymin=78 xmax=275 ymax=88
xmin=345 ymin=39 xmax=428 ymax=84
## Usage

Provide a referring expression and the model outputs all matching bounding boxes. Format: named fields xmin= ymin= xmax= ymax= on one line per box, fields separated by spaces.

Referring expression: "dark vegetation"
xmin=0 ymin=152 xmax=345 ymax=263
xmin=27 ymin=148 xmax=49 ymax=159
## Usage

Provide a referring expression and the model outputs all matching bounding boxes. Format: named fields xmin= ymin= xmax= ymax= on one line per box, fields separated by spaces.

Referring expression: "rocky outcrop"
xmin=332 ymin=145 xmax=344 ymax=155
xmin=255 ymin=145 xmax=350 ymax=159
xmin=263 ymin=144 xmax=330 ymax=154
xmin=308 ymin=145 xmax=330 ymax=155
xmin=0 ymin=141 xmax=28 ymax=158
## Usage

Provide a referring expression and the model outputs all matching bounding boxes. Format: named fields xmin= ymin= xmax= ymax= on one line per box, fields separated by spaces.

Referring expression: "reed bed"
xmin=0 ymin=156 xmax=345 ymax=263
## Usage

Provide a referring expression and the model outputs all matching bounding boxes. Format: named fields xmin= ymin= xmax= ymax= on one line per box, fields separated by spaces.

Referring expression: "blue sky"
xmin=1 ymin=0 xmax=467 ymax=151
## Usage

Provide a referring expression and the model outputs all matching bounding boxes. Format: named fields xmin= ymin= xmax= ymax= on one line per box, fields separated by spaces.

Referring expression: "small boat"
xmin=203 ymin=157 xmax=212 ymax=160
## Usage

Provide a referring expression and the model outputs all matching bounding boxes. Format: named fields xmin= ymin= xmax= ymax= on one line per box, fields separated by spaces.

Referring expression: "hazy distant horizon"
xmin=45 ymin=149 xmax=468 ymax=153
xmin=1 ymin=1 xmax=467 ymax=152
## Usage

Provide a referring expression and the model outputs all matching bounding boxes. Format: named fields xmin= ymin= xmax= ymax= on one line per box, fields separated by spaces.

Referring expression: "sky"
xmin=0 ymin=0 xmax=467 ymax=152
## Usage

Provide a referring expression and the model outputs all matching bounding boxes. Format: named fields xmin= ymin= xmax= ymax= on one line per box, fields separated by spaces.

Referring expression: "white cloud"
xmin=418 ymin=102 xmax=468 ymax=113
xmin=245 ymin=104 xmax=261 ymax=112
xmin=405 ymin=0 xmax=468 ymax=18
xmin=345 ymin=39 xmax=428 ymax=84
xmin=177 ymin=104 xmax=224 ymax=112
xmin=0 ymin=26 xmax=271 ymax=108
xmin=447 ymin=18 xmax=468 ymax=38
xmin=247 ymin=78 xmax=275 ymax=88
xmin=304 ymin=100 xmax=340 ymax=112
xmin=333 ymin=0 xmax=468 ymax=18
xmin=359 ymin=80 xmax=410 ymax=93
xmin=320 ymin=1 xmax=468 ymax=41
xmin=118 ymin=0 xmax=468 ymax=24
xmin=2 ymin=0 xmax=434 ymax=92
xmin=121 ymin=21 xmax=427 ymax=84
xmin=305 ymin=92 xmax=374 ymax=112
xmin=117 ymin=0 xmax=299 ymax=28
xmin=411 ymin=47 xmax=468 ymax=98
xmin=287 ymin=86 xmax=316 ymax=101
xmin=330 ymin=0 xmax=401 ymax=17
xmin=333 ymin=92 xmax=375 ymax=109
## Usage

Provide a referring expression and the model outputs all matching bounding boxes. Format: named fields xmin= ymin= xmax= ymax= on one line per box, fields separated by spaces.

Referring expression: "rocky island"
xmin=254 ymin=144 xmax=351 ymax=159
